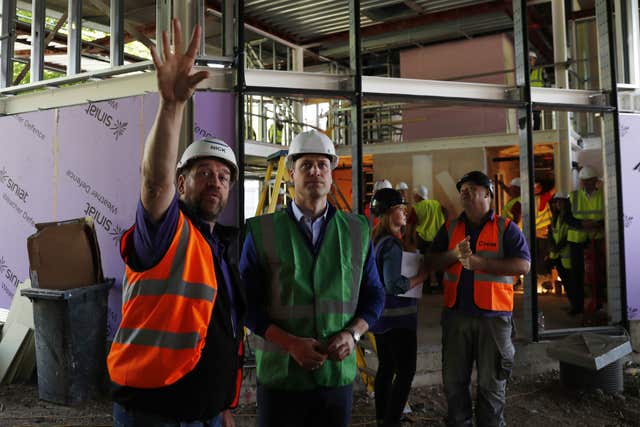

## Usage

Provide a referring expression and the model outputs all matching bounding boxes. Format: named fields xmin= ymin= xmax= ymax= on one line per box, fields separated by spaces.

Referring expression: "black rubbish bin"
xmin=21 ymin=280 xmax=113 ymax=405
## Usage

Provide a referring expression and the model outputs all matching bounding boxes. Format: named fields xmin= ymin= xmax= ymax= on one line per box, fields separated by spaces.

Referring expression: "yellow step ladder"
xmin=255 ymin=150 xmax=294 ymax=216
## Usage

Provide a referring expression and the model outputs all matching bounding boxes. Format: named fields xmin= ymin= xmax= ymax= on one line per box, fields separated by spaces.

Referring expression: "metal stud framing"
xmin=596 ymin=0 xmax=627 ymax=325
xmin=29 ymin=0 xmax=45 ymax=82
xmin=513 ymin=0 xmax=538 ymax=341
xmin=67 ymin=0 xmax=82 ymax=75
xmin=110 ymin=0 xmax=124 ymax=67
xmin=1 ymin=0 xmax=17 ymax=88
xmin=349 ymin=0 xmax=363 ymax=214
xmin=235 ymin=0 xmax=246 ymax=230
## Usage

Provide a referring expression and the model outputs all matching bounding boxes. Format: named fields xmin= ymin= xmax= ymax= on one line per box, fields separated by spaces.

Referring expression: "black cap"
xmin=456 ymin=171 xmax=494 ymax=197
xmin=370 ymin=188 xmax=405 ymax=217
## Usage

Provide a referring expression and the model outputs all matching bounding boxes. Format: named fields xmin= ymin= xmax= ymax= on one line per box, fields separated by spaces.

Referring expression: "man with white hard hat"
xmin=567 ymin=165 xmax=605 ymax=315
xmin=412 ymin=185 xmax=446 ymax=254
xmin=241 ymin=130 xmax=384 ymax=427
xmin=395 ymin=181 xmax=410 ymax=202
xmin=108 ymin=19 xmax=245 ymax=426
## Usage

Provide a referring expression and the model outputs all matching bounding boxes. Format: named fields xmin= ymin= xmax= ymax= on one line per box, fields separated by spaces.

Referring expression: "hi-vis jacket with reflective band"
xmin=414 ymin=199 xmax=445 ymax=242
xmin=549 ymin=216 xmax=571 ymax=269
xmin=568 ymin=189 xmax=604 ymax=243
xmin=108 ymin=212 xmax=232 ymax=390
xmin=246 ymin=209 xmax=369 ymax=390
xmin=535 ymin=195 xmax=552 ymax=238
xmin=530 ymin=67 xmax=545 ymax=87
xmin=443 ymin=216 xmax=515 ymax=312
xmin=502 ymin=196 xmax=522 ymax=228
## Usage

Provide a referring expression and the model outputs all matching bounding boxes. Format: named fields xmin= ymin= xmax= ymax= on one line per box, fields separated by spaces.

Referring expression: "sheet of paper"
xmin=399 ymin=251 xmax=423 ymax=299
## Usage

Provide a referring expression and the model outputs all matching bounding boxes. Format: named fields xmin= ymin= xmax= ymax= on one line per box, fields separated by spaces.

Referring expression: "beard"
xmin=188 ymin=191 xmax=227 ymax=222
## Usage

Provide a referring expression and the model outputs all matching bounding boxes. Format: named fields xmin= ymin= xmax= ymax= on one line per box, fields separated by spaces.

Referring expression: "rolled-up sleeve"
xmin=239 ymin=231 xmax=271 ymax=337
xmin=354 ymin=242 xmax=385 ymax=329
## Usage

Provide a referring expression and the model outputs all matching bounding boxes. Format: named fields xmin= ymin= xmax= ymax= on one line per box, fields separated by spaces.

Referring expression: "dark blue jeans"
xmin=113 ymin=402 xmax=222 ymax=427
xmin=257 ymin=383 xmax=353 ymax=427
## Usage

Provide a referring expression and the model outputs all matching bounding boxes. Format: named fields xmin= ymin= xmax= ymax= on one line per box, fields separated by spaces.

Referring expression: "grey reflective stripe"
xmin=113 ymin=327 xmax=200 ymax=350
xmin=476 ymin=250 xmax=501 ymax=259
xmin=574 ymin=209 xmax=603 ymax=215
xmin=447 ymin=218 xmax=459 ymax=241
xmin=123 ymin=218 xmax=195 ymax=304
xmin=269 ymin=299 xmax=359 ymax=320
xmin=382 ymin=306 xmax=418 ymax=317
xmin=254 ymin=336 xmax=288 ymax=354
xmin=443 ymin=271 xmax=458 ymax=283
xmin=346 ymin=213 xmax=364 ymax=301
xmin=475 ymin=273 xmax=514 ymax=284
xmin=125 ymin=279 xmax=216 ymax=302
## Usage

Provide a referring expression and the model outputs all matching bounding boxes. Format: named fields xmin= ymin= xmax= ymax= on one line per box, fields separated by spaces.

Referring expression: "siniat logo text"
xmin=84 ymin=102 xmax=128 ymax=140
xmin=0 ymin=256 xmax=21 ymax=298
xmin=0 ymin=166 xmax=29 ymax=202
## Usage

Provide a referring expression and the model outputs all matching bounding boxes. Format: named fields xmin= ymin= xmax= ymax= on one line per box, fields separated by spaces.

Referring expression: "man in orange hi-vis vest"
xmin=426 ymin=171 xmax=530 ymax=427
xmin=107 ymin=19 xmax=245 ymax=427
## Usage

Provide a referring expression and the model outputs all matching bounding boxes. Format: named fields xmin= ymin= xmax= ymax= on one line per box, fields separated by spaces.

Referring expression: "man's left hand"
xmin=326 ymin=331 xmax=355 ymax=361
xmin=221 ymin=410 xmax=235 ymax=427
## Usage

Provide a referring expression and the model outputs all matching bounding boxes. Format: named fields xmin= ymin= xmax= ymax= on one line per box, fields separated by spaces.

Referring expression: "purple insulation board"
xmin=0 ymin=91 xmax=236 ymax=338
xmin=620 ymin=113 xmax=640 ymax=320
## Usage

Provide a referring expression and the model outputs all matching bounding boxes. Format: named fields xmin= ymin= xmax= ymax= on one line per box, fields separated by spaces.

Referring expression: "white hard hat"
xmin=510 ymin=177 xmax=521 ymax=187
xmin=177 ymin=138 xmax=238 ymax=181
xmin=278 ymin=187 xmax=286 ymax=196
xmin=285 ymin=130 xmax=338 ymax=170
xmin=415 ymin=185 xmax=429 ymax=200
xmin=578 ymin=165 xmax=598 ymax=180
xmin=373 ymin=180 xmax=392 ymax=192
xmin=553 ymin=191 xmax=569 ymax=199
xmin=395 ymin=182 xmax=409 ymax=190
xmin=529 ymin=51 xmax=537 ymax=58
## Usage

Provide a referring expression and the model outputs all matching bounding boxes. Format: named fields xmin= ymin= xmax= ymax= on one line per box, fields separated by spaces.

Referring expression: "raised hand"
xmin=149 ymin=19 xmax=209 ymax=104
xmin=456 ymin=236 xmax=472 ymax=259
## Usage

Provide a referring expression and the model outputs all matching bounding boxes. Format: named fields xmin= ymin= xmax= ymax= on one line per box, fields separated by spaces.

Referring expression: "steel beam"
xmin=1 ymin=0 xmax=17 ymax=88
xmin=68 ymin=0 xmax=82 ymax=75
xmin=110 ymin=0 xmax=124 ymax=66
xmin=30 ymin=0 xmax=45 ymax=82
xmin=349 ymin=0 xmax=363 ymax=214
xmin=596 ymin=0 xmax=626 ymax=325
xmin=513 ymin=0 xmax=537 ymax=342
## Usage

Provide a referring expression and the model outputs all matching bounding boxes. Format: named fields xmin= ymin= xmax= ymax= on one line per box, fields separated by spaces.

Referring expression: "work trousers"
xmin=441 ymin=310 xmax=515 ymax=427
xmin=374 ymin=328 xmax=418 ymax=427
xmin=113 ymin=402 xmax=221 ymax=427
xmin=550 ymin=258 xmax=573 ymax=306
xmin=256 ymin=383 xmax=353 ymax=427
xmin=569 ymin=242 xmax=586 ymax=313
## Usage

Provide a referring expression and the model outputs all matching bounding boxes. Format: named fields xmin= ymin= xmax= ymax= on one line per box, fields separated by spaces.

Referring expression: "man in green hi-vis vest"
xmin=240 ymin=130 xmax=385 ymax=427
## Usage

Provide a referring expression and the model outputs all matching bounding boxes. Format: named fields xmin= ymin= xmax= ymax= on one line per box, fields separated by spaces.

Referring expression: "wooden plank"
xmin=0 ymin=323 xmax=30 ymax=383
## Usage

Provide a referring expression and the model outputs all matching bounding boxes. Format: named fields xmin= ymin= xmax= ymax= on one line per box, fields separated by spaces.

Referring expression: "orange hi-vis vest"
xmin=108 ymin=212 xmax=220 ymax=389
xmin=442 ymin=215 xmax=515 ymax=312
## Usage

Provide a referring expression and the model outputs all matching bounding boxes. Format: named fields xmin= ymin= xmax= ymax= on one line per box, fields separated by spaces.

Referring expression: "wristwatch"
xmin=345 ymin=327 xmax=361 ymax=345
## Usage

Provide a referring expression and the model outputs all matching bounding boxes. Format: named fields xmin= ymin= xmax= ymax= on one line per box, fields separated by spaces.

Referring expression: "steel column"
xmin=235 ymin=0 xmax=246 ymax=231
xmin=68 ymin=0 xmax=82 ymax=75
xmin=513 ymin=0 xmax=537 ymax=341
xmin=627 ymin=0 xmax=640 ymax=85
xmin=110 ymin=0 xmax=124 ymax=66
xmin=156 ymin=0 xmax=171 ymax=62
xmin=596 ymin=0 xmax=627 ymax=325
xmin=1 ymin=0 xmax=17 ymax=88
xmin=552 ymin=0 xmax=572 ymax=195
xmin=174 ymin=1 xmax=196 ymax=160
xmin=30 ymin=0 xmax=45 ymax=82
xmin=349 ymin=0 xmax=363 ymax=214
xmin=223 ymin=0 xmax=234 ymax=57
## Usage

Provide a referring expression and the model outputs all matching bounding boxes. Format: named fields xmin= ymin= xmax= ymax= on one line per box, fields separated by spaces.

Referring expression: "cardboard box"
xmin=27 ymin=217 xmax=104 ymax=290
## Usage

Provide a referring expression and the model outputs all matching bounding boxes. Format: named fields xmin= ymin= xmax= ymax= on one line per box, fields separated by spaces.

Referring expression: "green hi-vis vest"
xmin=413 ymin=199 xmax=445 ymax=242
xmin=568 ymin=189 xmax=604 ymax=243
xmin=549 ymin=216 xmax=571 ymax=269
xmin=502 ymin=196 xmax=522 ymax=228
xmin=530 ymin=67 xmax=545 ymax=87
xmin=246 ymin=209 xmax=370 ymax=390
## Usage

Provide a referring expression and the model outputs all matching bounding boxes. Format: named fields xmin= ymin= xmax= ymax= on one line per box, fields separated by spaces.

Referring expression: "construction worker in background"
xmin=534 ymin=181 xmax=553 ymax=289
xmin=548 ymin=192 xmax=574 ymax=310
xmin=395 ymin=181 xmax=410 ymax=203
xmin=411 ymin=185 xmax=446 ymax=255
xmin=369 ymin=188 xmax=428 ymax=427
xmin=501 ymin=177 xmax=522 ymax=227
xmin=240 ymin=130 xmax=385 ymax=427
xmin=427 ymin=171 xmax=530 ymax=427
xmin=268 ymin=120 xmax=284 ymax=144
xmin=529 ymin=51 xmax=546 ymax=130
xmin=275 ymin=187 xmax=286 ymax=211
xmin=107 ymin=20 xmax=245 ymax=427
xmin=567 ymin=165 xmax=605 ymax=315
